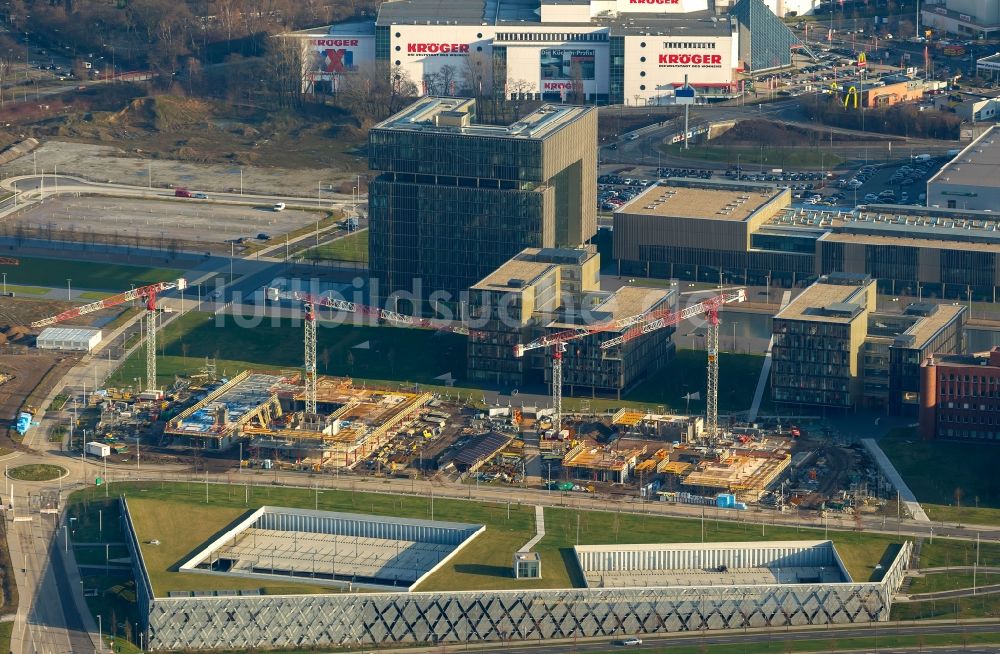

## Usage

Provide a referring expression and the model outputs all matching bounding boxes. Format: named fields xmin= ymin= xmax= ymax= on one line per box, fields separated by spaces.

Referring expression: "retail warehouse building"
xmin=282 ymin=0 xmax=804 ymax=104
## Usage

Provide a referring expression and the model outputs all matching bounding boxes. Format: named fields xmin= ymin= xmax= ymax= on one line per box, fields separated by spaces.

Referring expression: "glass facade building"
xmin=731 ymin=0 xmax=807 ymax=73
xmin=368 ymin=98 xmax=597 ymax=312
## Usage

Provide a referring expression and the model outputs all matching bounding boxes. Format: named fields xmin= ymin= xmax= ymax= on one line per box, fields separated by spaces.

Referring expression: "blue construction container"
xmin=716 ymin=493 xmax=736 ymax=508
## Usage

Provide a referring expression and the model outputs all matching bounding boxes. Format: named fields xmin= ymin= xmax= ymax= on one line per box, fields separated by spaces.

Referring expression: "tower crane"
xmin=265 ymin=288 xmax=468 ymax=416
xmin=514 ymin=289 xmax=745 ymax=438
xmin=31 ymin=278 xmax=188 ymax=395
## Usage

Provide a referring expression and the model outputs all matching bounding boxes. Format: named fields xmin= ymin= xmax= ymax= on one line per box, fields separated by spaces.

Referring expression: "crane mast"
xmin=516 ymin=289 xmax=745 ymax=440
xmin=31 ymin=278 xmax=186 ymax=395
xmin=303 ymin=301 xmax=318 ymax=416
xmin=266 ymin=287 xmax=467 ymax=416
xmin=705 ymin=307 xmax=721 ymax=440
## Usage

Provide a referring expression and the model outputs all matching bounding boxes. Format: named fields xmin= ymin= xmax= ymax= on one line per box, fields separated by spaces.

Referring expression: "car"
xmin=192 ymin=192 xmax=208 ymax=199
xmin=272 ymin=202 xmax=286 ymax=211
xmin=864 ymin=193 xmax=879 ymax=202
xmin=621 ymin=637 xmax=643 ymax=646
xmin=256 ymin=232 xmax=271 ymax=241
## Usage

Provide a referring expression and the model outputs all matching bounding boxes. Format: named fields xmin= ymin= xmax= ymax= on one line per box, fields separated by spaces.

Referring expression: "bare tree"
xmin=263 ymin=36 xmax=303 ymax=109
xmin=507 ymin=79 xmax=535 ymax=120
xmin=438 ymin=64 xmax=458 ymax=96
xmin=337 ymin=62 xmax=417 ymax=120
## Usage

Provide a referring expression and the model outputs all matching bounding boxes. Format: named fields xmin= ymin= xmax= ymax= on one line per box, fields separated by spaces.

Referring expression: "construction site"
xmin=164 ymin=371 xmax=454 ymax=471
xmin=0 ymin=256 xmax=900 ymax=517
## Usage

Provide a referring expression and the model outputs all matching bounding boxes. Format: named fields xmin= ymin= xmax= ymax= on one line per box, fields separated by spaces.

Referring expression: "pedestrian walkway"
xmin=519 ymin=506 xmax=546 ymax=552
xmin=747 ymin=290 xmax=792 ymax=421
xmin=861 ymin=438 xmax=930 ymax=522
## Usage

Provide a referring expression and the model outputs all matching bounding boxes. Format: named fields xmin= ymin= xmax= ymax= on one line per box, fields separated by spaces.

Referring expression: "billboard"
xmin=306 ymin=36 xmax=374 ymax=79
xmin=540 ymin=49 xmax=596 ymax=80
xmin=616 ymin=0 xmax=708 ymax=13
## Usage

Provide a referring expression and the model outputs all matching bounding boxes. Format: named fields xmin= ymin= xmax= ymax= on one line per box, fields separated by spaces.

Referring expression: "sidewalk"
xmin=862 ymin=438 xmax=930 ymax=523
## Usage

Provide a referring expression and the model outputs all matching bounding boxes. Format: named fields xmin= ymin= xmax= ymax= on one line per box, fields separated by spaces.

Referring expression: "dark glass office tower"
xmin=368 ymin=97 xmax=597 ymax=313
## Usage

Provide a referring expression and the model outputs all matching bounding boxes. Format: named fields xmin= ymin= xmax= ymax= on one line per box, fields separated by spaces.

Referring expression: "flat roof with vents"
xmin=616 ymin=179 xmax=783 ymax=222
xmin=775 ymin=278 xmax=874 ymax=324
xmin=373 ymin=97 xmax=593 ymax=140
xmin=928 ymin=124 xmax=1000 ymax=188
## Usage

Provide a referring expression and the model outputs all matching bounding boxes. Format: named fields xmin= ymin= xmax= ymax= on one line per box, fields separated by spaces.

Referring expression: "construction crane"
xmin=31 ymin=278 xmax=188 ymax=395
xmin=265 ymin=288 xmax=468 ymax=416
xmin=514 ymin=289 xmax=745 ymax=438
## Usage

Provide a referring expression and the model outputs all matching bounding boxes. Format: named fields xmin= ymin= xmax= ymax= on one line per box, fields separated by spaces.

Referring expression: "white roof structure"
xmin=36 ymin=327 xmax=102 ymax=352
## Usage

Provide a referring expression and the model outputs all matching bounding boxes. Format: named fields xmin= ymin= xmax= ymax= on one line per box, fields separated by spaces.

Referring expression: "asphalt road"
xmin=469 ymin=622 xmax=1000 ymax=654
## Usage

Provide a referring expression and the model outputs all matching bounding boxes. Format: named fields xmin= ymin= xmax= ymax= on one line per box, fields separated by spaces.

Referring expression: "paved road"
xmin=396 ymin=622 xmax=1000 ymax=654
xmin=2 ymin=174 xmax=363 ymax=207
xmin=8 ymin=511 xmax=98 ymax=654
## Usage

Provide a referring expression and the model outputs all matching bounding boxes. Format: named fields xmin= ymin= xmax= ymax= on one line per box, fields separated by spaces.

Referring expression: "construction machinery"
xmin=31 ymin=278 xmax=187 ymax=396
xmin=514 ymin=289 xmax=745 ymax=439
xmin=264 ymin=288 xmax=468 ymax=416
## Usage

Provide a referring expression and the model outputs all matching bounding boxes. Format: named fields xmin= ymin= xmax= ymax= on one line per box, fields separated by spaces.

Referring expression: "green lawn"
xmin=106 ymin=311 xmax=467 ymax=388
xmin=0 ymin=256 xmax=182 ymax=291
xmin=908 ymin=572 xmax=1000 ymax=595
xmin=0 ymin=622 xmax=11 ymax=654
xmin=73 ymin=545 xmax=130 ymax=565
xmin=879 ymin=427 xmax=1000 ymax=525
xmin=659 ymin=144 xmax=844 ymax=169
xmin=107 ymin=307 xmax=762 ymax=413
xmin=4 ymin=284 xmax=50 ymax=295
xmin=299 ymin=229 xmax=368 ymax=263
xmin=892 ymin=594 xmax=1000 ymax=621
xmin=69 ymin=481 xmax=907 ymax=597
xmin=80 ymin=572 xmax=144 ymax=654
xmin=7 ymin=464 xmax=66 ymax=481
xmin=626 ymin=350 xmax=765 ymax=413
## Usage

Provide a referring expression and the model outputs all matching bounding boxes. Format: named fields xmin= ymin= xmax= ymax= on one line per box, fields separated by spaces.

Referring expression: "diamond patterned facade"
xmin=122 ymin=499 xmax=912 ymax=651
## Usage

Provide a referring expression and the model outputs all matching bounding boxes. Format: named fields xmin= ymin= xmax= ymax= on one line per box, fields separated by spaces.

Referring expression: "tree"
xmin=507 ymin=79 xmax=535 ymax=121
xmin=337 ymin=62 xmax=417 ymax=120
xmin=263 ymin=37 xmax=303 ymax=109
xmin=320 ymin=347 xmax=330 ymax=373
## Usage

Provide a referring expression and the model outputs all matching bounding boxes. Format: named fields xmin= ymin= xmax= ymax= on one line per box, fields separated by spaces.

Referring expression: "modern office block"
xmin=368 ymin=97 xmax=597 ymax=313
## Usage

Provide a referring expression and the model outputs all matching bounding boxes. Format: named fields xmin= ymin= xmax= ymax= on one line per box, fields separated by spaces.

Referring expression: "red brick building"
xmin=920 ymin=347 xmax=1000 ymax=441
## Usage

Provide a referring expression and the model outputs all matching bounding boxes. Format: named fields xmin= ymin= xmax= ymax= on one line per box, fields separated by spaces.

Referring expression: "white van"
xmin=272 ymin=202 xmax=285 ymax=212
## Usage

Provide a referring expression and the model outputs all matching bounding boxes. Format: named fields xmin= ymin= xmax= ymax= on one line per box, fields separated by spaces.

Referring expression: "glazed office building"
xmin=368 ymin=97 xmax=597 ymax=313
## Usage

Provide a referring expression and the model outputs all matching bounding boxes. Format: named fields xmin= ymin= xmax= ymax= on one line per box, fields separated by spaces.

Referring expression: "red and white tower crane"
xmin=31 ymin=278 xmax=188 ymax=395
xmin=514 ymin=289 xmax=745 ymax=438
xmin=265 ymin=288 xmax=468 ymax=415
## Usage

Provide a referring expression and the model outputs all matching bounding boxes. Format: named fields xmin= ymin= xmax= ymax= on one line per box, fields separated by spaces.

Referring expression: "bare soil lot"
xmin=712 ymin=118 xmax=900 ymax=147
xmin=8 ymin=195 xmax=323 ymax=248
xmin=1 ymin=92 xmax=369 ymax=196
xmin=0 ymin=352 xmax=69 ymax=448
xmin=0 ymin=297 xmax=125 ymax=330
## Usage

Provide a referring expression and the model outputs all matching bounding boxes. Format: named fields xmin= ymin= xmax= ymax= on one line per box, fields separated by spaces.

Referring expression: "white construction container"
xmin=85 ymin=441 xmax=111 ymax=458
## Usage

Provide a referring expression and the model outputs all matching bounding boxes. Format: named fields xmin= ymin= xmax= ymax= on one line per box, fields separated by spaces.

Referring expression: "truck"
xmin=86 ymin=441 xmax=111 ymax=458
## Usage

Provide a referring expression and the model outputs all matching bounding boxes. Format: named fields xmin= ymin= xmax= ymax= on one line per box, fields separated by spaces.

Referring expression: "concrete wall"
xmin=574 ymin=541 xmax=844 ymax=575
xmin=123 ymin=501 xmax=911 ymax=651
